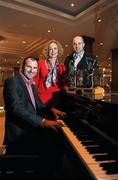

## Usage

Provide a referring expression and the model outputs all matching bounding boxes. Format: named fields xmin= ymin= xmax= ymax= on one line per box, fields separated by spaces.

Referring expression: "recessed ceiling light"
xmin=70 ymin=3 xmax=75 ymax=7
xmin=65 ymin=44 xmax=68 ymax=47
xmin=48 ymin=30 xmax=51 ymax=33
xmin=100 ymin=42 xmax=103 ymax=46
xmin=98 ymin=19 xmax=102 ymax=22
xmin=22 ymin=41 xmax=26 ymax=44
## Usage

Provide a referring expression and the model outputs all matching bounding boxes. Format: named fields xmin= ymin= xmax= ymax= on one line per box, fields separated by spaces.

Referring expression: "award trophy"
xmin=76 ymin=70 xmax=84 ymax=88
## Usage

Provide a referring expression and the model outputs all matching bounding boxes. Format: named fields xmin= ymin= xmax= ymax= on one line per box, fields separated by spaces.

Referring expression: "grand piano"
xmin=1 ymin=89 xmax=118 ymax=179
xmin=60 ymin=90 xmax=118 ymax=180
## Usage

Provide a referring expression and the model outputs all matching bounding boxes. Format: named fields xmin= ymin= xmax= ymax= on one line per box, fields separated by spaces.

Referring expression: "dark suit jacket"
xmin=64 ymin=52 xmax=98 ymax=88
xmin=3 ymin=74 xmax=65 ymax=177
xmin=3 ymin=74 xmax=51 ymax=148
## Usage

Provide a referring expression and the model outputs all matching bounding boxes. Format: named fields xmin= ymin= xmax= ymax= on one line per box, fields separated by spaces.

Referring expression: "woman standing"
xmin=33 ymin=40 xmax=66 ymax=109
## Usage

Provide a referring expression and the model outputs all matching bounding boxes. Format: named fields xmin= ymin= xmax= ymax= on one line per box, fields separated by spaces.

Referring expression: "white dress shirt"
xmin=74 ymin=51 xmax=84 ymax=70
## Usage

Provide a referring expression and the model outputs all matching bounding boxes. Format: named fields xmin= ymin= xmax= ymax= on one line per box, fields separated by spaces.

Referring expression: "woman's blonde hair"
xmin=42 ymin=40 xmax=64 ymax=59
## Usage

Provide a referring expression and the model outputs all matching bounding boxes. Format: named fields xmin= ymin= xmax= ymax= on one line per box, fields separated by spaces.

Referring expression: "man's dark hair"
xmin=22 ymin=56 xmax=38 ymax=66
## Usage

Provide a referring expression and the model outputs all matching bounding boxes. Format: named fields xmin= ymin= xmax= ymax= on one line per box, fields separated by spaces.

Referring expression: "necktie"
xmin=74 ymin=55 xmax=81 ymax=69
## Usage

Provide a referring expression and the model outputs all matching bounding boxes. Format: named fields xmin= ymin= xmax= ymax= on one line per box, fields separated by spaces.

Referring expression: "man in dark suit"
xmin=64 ymin=36 xmax=99 ymax=88
xmin=3 ymin=57 xmax=66 ymax=176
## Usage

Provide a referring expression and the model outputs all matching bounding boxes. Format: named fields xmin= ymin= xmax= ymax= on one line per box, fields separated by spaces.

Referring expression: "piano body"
xmin=61 ymin=91 xmax=118 ymax=180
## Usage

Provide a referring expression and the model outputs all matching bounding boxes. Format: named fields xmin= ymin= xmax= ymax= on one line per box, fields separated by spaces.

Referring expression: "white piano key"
xmin=61 ymin=124 xmax=118 ymax=180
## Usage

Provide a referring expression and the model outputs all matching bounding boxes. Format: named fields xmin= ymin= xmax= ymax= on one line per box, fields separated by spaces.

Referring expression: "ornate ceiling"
xmin=0 ymin=0 xmax=118 ymax=68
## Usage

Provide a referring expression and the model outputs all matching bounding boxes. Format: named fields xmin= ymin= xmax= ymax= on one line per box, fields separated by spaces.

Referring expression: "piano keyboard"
xmin=61 ymin=124 xmax=118 ymax=180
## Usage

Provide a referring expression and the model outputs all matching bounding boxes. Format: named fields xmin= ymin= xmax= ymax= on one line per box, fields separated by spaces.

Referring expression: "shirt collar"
xmin=20 ymin=73 xmax=33 ymax=86
xmin=77 ymin=50 xmax=84 ymax=59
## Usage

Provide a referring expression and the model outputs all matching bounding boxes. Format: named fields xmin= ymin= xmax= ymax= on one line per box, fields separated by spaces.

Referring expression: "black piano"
xmin=1 ymin=91 xmax=118 ymax=180
xmin=60 ymin=91 xmax=118 ymax=180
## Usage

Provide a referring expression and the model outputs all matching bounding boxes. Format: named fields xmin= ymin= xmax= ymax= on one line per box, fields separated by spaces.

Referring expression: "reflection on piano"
xmin=61 ymin=92 xmax=118 ymax=180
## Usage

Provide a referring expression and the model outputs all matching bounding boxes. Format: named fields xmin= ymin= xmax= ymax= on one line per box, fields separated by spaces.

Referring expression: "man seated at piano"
xmin=3 ymin=56 xmax=66 ymax=178
xmin=64 ymin=35 xmax=100 ymax=90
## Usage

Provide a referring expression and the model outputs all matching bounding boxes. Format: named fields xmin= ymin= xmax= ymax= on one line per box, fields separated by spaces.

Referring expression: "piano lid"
xmin=80 ymin=93 xmax=118 ymax=105
xmin=64 ymin=90 xmax=118 ymax=144
xmin=68 ymin=87 xmax=118 ymax=105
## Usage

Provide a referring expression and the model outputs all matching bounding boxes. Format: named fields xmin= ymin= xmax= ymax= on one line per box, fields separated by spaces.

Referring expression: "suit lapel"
xmin=17 ymin=75 xmax=34 ymax=106
xmin=31 ymin=84 xmax=41 ymax=108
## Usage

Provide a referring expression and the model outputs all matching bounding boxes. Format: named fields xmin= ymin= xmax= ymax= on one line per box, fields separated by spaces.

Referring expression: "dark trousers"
xmin=6 ymin=127 xmax=65 ymax=176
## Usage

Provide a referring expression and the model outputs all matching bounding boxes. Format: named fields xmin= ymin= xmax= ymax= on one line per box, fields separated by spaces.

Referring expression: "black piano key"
xmin=81 ymin=141 xmax=99 ymax=146
xmin=85 ymin=145 xmax=118 ymax=154
xmin=66 ymin=116 xmax=118 ymax=176
xmin=100 ymin=161 xmax=118 ymax=174
xmin=93 ymin=153 xmax=118 ymax=161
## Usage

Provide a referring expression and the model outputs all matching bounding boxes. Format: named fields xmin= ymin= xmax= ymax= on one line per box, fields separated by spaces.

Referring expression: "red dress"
xmin=33 ymin=59 xmax=66 ymax=108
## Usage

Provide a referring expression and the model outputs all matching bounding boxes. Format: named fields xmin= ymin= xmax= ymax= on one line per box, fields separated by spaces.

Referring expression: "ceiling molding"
xmin=15 ymin=0 xmax=74 ymax=19
xmin=75 ymin=0 xmax=118 ymax=25
xmin=0 ymin=0 xmax=117 ymax=68
xmin=75 ymin=0 xmax=107 ymax=20
xmin=0 ymin=0 xmax=75 ymax=25
xmin=24 ymin=38 xmax=48 ymax=54
xmin=0 ymin=47 xmax=25 ymax=55
xmin=1 ymin=0 xmax=113 ymax=26
xmin=24 ymin=38 xmax=43 ymax=50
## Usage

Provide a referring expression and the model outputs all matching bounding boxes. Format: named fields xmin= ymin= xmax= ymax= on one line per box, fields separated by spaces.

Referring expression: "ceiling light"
xmin=48 ymin=30 xmax=51 ymax=33
xmin=98 ymin=19 xmax=102 ymax=22
xmin=22 ymin=41 xmax=26 ymax=44
xmin=100 ymin=42 xmax=103 ymax=46
xmin=70 ymin=3 xmax=75 ymax=7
